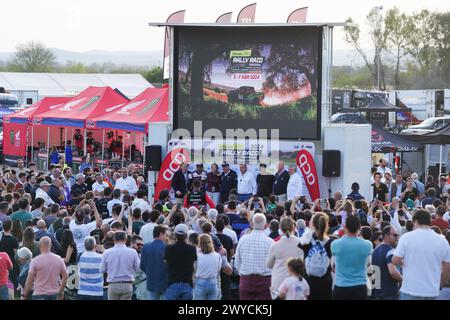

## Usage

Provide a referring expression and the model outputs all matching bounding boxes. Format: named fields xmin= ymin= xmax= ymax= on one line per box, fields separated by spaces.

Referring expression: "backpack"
xmin=305 ymin=237 xmax=330 ymax=277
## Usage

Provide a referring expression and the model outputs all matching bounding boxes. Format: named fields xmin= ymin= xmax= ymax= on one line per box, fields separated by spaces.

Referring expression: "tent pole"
xmin=129 ymin=132 xmax=132 ymax=161
xmin=101 ymin=130 xmax=105 ymax=172
xmin=142 ymin=133 xmax=146 ymax=175
xmin=439 ymin=144 xmax=443 ymax=178
xmin=46 ymin=127 xmax=50 ymax=170
xmin=122 ymin=131 xmax=125 ymax=168
xmin=25 ymin=127 xmax=29 ymax=165
xmin=83 ymin=128 xmax=87 ymax=156
xmin=31 ymin=125 xmax=34 ymax=163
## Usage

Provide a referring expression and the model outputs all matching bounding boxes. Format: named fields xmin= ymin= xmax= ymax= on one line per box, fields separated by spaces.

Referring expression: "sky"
xmin=1 ymin=0 xmax=448 ymax=53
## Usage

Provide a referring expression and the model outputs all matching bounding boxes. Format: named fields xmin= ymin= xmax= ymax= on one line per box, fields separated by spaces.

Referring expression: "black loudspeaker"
xmin=323 ymin=150 xmax=341 ymax=177
xmin=145 ymin=145 xmax=162 ymax=171
xmin=428 ymin=164 xmax=446 ymax=181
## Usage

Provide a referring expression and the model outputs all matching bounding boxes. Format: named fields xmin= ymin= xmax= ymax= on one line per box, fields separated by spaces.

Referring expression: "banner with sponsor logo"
xmin=154 ymin=148 xmax=191 ymax=201
xmin=236 ymin=3 xmax=256 ymax=23
xmin=2 ymin=121 xmax=27 ymax=158
xmin=296 ymin=149 xmax=320 ymax=201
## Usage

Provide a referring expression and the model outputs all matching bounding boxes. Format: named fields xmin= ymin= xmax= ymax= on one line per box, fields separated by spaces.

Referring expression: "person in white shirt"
xmin=235 ymin=213 xmax=274 ymax=300
xmin=107 ymin=189 xmax=124 ymax=217
xmin=377 ymin=159 xmax=392 ymax=180
xmin=114 ymin=168 xmax=138 ymax=196
xmin=35 ymin=181 xmax=55 ymax=208
xmin=131 ymin=189 xmax=151 ymax=214
xmin=69 ymin=200 xmax=102 ymax=253
xmin=237 ymin=164 xmax=256 ymax=203
xmin=286 ymin=165 xmax=303 ymax=201
xmin=139 ymin=210 xmax=160 ymax=244
xmin=92 ymin=173 xmax=109 ymax=197
xmin=392 ymin=209 xmax=450 ymax=300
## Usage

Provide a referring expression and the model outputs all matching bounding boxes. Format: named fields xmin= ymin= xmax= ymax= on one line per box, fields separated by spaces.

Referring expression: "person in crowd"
xmin=16 ymin=159 xmax=26 ymax=173
xmin=411 ymin=173 xmax=425 ymax=197
xmin=371 ymin=225 xmax=402 ymax=300
xmin=139 ymin=209 xmax=160 ymax=244
xmin=73 ymin=129 xmax=83 ymax=154
xmin=377 ymin=159 xmax=392 ymax=178
xmin=184 ymin=180 xmax=215 ymax=209
xmin=16 ymin=247 xmax=32 ymax=299
xmin=15 ymin=172 xmax=27 ymax=191
xmin=331 ymin=215 xmax=372 ymax=300
xmin=237 ymin=164 xmax=256 ymax=203
xmin=76 ymin=236 xmax=103 ymax=300
xmin=432 ymin=205 xmax=449 ymax=232
xmin=35 ymin=181 xmax=55 ymax=208
xmin=256 ymin=163 xmax=274 ymax=199
xmin=267 ymin=217 xmax=303 ymax=299
xmin=401 ymin=177 xmax=419 ymax=204
xmin=131 ymin=189 xmax=151 ymax=213
xmin=96 ymin=187 xmax=112 ymax=219
xmin=193 ymin=234 xmax=222 ymax=300
xmin=62 ymin=168 xmax=75 ymax=192
xmin=10 ymin=198 xmax=32 ymax=228
xmin=35 ymin=219 xmax=60 ymax=253
xmin=20 ymin=226 xmax=40 ymax=257
xmin=71 ymin=173 xmax=88 ymax=196
xmin=219 ymin=163 xmax=238 ymax=204
xmin=0 ymin=219 xmax=17 ymax=292
xmin=115 ymin=167 xmax=138 ymax=197
xmin=69 ymin=200 xmax=102 ymax=254
xmin=235 ymin=213 xmax=273 ymax=300
xmin=58 ymin=229 xmax=77 ymax=265
xmin=299 ymin=213 xmax=334 ymax=300
xmin=273 ymin=161 xmax=290 ymax=203
xmin=372 ymin=172 xmax=389 ymax=202
xmin=206 ymin=163 xmax=221 ymax=205
xmin=189 ymin=164 xmax=207 ymax=190
xmin=79 ymin=156 xmax=91 ymax=173
xmin=64 ymin=140 xmax=73 ymax=167
xmin=100 ymin=231 xmax=140 ymax=300
xmin=172 ymin=163 xmax=190 ymax=206
xmin=107 ymin=189 xmax=124 ymax=217
xmin=22 ymin=237 xmax=67 ymax=300
xmin=422 ymin=188 xmax=438 ymax=207
xmin=390 ymin=174 xmax=405 ymax=202
xmin=286 ymin=164 xmax=303 ymax=201
xmin=92 ymin=173 xmax=109 ymax=197
xmin=164 ymin=223 xmax=197 ymax=300
xmin=140 ymin=225 xmax=168 ymax=300
xmin=392 ymin=209 xmax=450 ymax=300
xmin=347 ymin=182 xmax=365 ymax=201
xmin=276 ymin=258 xmax=310 ymax=300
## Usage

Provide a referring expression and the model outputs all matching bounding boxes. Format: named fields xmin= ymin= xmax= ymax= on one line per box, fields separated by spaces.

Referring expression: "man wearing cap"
xmin=35 ymin=181 xmax=55 ymax=208
xmin=220 ymin=163 xmax=238 ymax=204
xmin=71 ymin=173 xmax=88 ymax=195
xmin=237 ymin=164 xmax=256 ymax=203
xmin=172 ymin=163 xmax=190 ymax=206
xmin=164 ymin=224 xmax=197 ymax=300
xmin=272 ymin=161 xmax=290 ymax=204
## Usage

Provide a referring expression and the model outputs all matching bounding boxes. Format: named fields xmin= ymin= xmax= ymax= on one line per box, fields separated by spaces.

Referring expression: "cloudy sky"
xmin=1 ymin=0 xmax=448 ymax=52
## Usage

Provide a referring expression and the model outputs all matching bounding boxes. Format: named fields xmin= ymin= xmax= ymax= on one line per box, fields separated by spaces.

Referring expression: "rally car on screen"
xmin=227 ymin=86 xmax=265 ymax=105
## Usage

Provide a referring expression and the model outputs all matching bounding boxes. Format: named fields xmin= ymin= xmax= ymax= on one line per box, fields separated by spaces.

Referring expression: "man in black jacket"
xmin=273 ymin=161 xmax=290 ymax=203
xmin=171 ymin=163 xmax=190 ymax=205
xmin=220 ymin=163 xmax=238 ymax=204
xmin=47 ymin=179 xmax=63 ymax=205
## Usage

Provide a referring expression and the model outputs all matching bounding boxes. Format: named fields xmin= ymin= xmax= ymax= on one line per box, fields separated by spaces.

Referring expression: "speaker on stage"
xmin=323 ymin=150 xmax=341 ymax=177
xmin=145 ymin=145 xmax=162 ymax=171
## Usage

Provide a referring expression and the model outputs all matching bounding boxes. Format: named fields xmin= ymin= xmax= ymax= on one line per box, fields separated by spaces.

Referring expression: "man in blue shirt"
xmin=272 ymin=161 xmax=290 ymax=203
xmin=140 ymin=225 xmax=168 ymax=300
xmin=331 ymin=215 xmax=372 ymax=300
xmin=371 ymin=225 xmax=402 ymax=300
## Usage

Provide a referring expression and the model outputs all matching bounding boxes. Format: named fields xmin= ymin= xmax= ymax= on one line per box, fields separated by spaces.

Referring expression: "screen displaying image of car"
xmin=175 ymin=26 xmax=322 ymax=140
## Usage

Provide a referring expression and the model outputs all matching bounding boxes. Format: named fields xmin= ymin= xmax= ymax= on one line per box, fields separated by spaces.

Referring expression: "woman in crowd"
xmin=16 ymin=247 xmax=32 ymax=299
xmin=266 ymin=217 xmax=303 ymax=299
xmin=20 ymin=227 xmax=40 ymax=258
xmin=206 ymin=164 xmax=221 ymax=205
xmin=58 ymin=229 xmax=78 ymax=265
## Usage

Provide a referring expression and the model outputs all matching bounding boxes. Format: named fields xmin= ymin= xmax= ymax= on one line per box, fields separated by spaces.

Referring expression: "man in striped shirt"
xmin=77 ymin=237 xmax=104 ymax=300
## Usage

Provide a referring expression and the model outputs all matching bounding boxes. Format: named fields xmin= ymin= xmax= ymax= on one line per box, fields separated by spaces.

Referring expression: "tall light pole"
xmin=375 ymin=6 xmax=383 ymax=90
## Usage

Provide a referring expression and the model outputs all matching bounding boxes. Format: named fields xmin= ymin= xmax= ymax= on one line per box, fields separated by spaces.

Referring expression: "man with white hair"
xmin=207 ymin=209 xmax=218 ymax=223
xmin=411 ymin=173 xmax=425 ymax=197
xmin=237 ymin=164 xmax=257 ymax=203
xmin=115 ymin=168 xmax=138 ymax=197
xmin=235 ymin=213 xmax=273 ymax=300
xmin=35 ymin=181 xmax=55 ymax=208
xmin=23 ymin=237 xmax=67 ymax=300
xmin=286 ymin=164 xmax=303 ymax=201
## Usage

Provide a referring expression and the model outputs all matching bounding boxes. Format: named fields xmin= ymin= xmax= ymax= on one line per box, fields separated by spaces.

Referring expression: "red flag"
xmin=236 ymin=3 xmax=256 ymax=23
xmin=154 ymin=148 xmax=191 ymax=201
xmin=296 ymin=150 xmax=320 ymax=201
xmin=287 ymin=7 xmax=308 ymax=23
xmin=163 ymin=10 xmax=186 ymax=79
xmin=216 ymin=12 xmax=233 ymax=24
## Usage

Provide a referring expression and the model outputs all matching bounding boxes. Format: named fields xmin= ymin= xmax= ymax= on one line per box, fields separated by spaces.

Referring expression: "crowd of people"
xmin=0 ymin=157 xmax=449 ymax=301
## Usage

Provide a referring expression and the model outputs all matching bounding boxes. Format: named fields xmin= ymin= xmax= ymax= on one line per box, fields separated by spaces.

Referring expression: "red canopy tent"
xmin=86 ymin=87 xmax=169 ymax=132
xmin=2 ymin=97 xmax=71 ymax=165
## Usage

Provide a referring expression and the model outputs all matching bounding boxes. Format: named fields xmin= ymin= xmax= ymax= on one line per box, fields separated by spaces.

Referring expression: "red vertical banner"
xmin=236 ymin=3 xmax=256 ymax=23
xmin=287 ymin=7 xmax=308 ymax=23
xmin=216 ymin=12 xmax=233 ymax=24
xmin=154 ymin=148 xmax=191 ymax=201
xmin=2 ymin=121 xmax=28 ymax=157
xmin=296 ymin=150 xmax=320 ymax=201
xmin=163 ymin=10 xmax=186 ymax=79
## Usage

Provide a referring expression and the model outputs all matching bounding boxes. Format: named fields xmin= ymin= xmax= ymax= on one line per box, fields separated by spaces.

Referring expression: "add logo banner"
xmin=154 ymin=148 xmax=190 ymax=201
xmin=296 ymin=150 xmax=320 ymax=201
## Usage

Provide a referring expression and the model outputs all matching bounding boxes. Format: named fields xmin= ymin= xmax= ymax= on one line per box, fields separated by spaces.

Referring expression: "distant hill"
xmin=0 ymin=48 xmax=368 ymax=68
